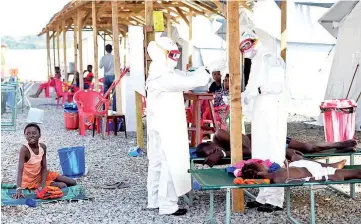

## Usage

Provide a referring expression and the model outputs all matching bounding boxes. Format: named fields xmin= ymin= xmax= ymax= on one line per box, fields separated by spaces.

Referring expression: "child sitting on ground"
xmin=241 ymin=159 xmax=361 ymax=183
xmin=13 ymin=123 xmax=76 ymax=199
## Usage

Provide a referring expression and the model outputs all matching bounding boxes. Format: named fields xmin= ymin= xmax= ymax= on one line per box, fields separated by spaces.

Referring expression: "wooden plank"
xmin=52 ymin=31 xmax=56 ymax=69
xmin=175 ymin=7 xmax=189 ymax=25
xmin=92 ymin=0 xmax=99 ymax=91
xmin=179 ymin=1 xmax=204 ymax=14
xmin=73 ymin=14 xmax=78 ymax=77
xmin=137 ymin=0 xmax=156 ymax=150
xmin=78 ymin=9 xmax=84 ymax=90
xmin=46 ymin=31 xmax=51 ymax=80
xmin=57 ymin=27 xmax=60 ymax=67
xmin=280 ymin=0 xmax=287 ymax=62
xmin=167 ymin=9 xmax=172 ymax=38
xmin=123 ymin=35 xmax=126 ymax=66
xmin=188 ymin=11 xmax=193 ymax=68
xmin=82 ymin=10 xmax=92 ymax=26
xmin=227 ymin=0 xmax=244 ymax=213
xmin=112 ymin=1 xmax=123 ymax=114
xmin=62 ymin=20 xmax=68 ymax=82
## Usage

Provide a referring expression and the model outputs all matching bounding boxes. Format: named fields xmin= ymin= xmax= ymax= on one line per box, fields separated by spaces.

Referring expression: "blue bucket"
xmin=58 ymin=146 xmax=85 ymax=178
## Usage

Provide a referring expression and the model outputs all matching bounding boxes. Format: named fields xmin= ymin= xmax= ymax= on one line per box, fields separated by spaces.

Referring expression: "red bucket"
xmin=64 ymin=111 xmax=79 ymax=130
xmin=320 ymin=99 xmax=357 ymax=142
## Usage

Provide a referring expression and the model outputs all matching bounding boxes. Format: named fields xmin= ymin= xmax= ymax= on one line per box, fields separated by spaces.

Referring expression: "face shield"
xmin=239 ymin=30 xmax=259 ymax=53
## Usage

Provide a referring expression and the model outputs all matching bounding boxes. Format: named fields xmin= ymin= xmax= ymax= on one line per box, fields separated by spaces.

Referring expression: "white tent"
xmin=319 ymin=0 xmax=361 ymax=131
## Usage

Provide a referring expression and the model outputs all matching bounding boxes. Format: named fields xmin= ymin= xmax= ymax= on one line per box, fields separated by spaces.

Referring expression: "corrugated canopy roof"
xmin=39 ymin=0 xmax=225 ymax=36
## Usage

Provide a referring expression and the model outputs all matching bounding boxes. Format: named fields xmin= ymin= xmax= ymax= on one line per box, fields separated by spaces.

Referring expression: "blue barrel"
xmin=58 ymin=146 xmax=85 ymax=178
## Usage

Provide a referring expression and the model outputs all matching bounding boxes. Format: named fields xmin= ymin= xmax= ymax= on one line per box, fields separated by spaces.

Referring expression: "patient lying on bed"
xmin=196 ymin=129 xmax=358 ymax=167
xmin=241 ymin=159 xmax=361 ymax=183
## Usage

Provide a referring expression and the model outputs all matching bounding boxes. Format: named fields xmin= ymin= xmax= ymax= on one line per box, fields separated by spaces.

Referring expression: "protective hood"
xmin=147 ymin=37 xmax=181 ymax=82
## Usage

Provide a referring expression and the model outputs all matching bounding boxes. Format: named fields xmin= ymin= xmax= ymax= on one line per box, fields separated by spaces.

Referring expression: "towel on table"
xmin=234 ymin=177 xmax=270 ymax=185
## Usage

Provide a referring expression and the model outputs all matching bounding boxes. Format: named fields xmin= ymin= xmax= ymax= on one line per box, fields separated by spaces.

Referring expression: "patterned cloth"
xmin=228 ymin=159 xmax=280 ymax=177
xmin=213 ymin=88 xmax=229 ymax=129
xmin=36 ymin=186 xmax=64 ymax=200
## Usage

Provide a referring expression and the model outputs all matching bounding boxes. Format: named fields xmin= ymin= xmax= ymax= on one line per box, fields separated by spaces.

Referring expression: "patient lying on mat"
xmin=196 ymin=129 xmax=358 ymax=167
xmin=13 ymin=123 xmax=76 ymax=199
xmin=241 ymin=159 xmax=361 ymax=183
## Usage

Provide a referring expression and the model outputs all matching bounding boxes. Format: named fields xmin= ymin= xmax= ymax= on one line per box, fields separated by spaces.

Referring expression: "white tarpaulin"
xmin=128 ymin=25 xmax=145 ymax=96
xmin=319 ymin=0 xmax=361 ymax=131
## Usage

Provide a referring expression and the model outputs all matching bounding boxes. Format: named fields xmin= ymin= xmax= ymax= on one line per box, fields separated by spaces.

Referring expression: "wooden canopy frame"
xmin=39 ymin=0 xmax=287 ymax=214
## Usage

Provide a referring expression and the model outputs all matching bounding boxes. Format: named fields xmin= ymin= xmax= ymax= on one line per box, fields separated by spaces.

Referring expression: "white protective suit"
xmin=146 ymin=37 xmax=211 ymax=214
xmin=242 ymin=30 xmax=289 ymax=208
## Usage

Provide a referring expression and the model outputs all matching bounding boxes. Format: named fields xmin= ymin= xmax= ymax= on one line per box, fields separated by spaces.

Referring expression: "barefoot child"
xmin=241 ymin=159 xmax=361 ymax=183
xmin=13 ymin=123 xmax=76 ymax=199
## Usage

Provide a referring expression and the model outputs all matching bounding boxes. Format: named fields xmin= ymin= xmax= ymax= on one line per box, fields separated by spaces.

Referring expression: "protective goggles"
xmin=167 ymin=50 xmax=181 ymax=62
xmin=239 ymin=38 xmax=257 ymax=53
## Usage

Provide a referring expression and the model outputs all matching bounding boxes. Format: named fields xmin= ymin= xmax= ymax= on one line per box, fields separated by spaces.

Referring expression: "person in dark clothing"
xmin=208 ymin=70 xmax=222 ymax=93
xmin=244 ymin=58 xmax=252 ymax=87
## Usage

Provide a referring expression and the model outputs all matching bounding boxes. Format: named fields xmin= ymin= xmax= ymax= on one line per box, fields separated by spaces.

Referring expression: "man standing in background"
xmin=100 ymin=44 xmax=117 ymax=112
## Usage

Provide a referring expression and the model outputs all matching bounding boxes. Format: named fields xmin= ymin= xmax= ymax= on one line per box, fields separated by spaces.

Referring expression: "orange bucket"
xmin=64 ymin=111 xmax=79 ymax=130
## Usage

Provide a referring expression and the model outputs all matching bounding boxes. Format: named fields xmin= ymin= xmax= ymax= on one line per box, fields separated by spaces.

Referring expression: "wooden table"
xmin=92 ymin=114 xmax=127 ymax=139
xmin=184 ymin=92 xmax=218 ymax=147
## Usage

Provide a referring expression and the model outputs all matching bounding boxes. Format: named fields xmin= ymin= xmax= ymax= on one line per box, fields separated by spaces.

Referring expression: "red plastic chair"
xmin=89 ymin=78 xmax=104 ymax=92
xmin=54 ymin=79 xmax=78 ymax=108
xmin=73 ymin=90 xmax=109 ymax=136
xmin=202 ymin=105 xmax=229 ymax=130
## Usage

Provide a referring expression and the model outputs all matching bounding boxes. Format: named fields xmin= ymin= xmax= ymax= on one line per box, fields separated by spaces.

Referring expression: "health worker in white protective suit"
xmin=146 ymin=37 xmax=211 ymax=215
xmin=241 ymin=29 xmax=289 ymax=213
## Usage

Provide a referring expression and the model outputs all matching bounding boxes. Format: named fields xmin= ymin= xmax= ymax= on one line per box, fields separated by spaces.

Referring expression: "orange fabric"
xmin=36 ymin=186 xmax=64 ymax=200
xmin=21 ymin=144 xmax=59 ymax=189
xmin=234 ymin=177 xmax=271 ymax=185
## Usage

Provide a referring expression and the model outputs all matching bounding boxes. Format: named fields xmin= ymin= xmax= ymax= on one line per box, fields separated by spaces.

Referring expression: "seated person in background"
xmin=74 ymin=65 xmax=94 ymax=90
xmin=13 ymin=123 xmax=76 ymax=199
xmin=242 ymin=159 xmax=361 ymax=183
xmin=208 ymin=70 xmax=222 ymax=93
xmin=30 ymin=66 xmax=61 ymax=98
xmin=196 ymin=129 xmax=358 ymax=167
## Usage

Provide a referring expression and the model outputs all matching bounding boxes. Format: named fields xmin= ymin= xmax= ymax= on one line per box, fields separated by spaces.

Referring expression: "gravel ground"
xmin=1 ymin=95 xmax=361 ymax=224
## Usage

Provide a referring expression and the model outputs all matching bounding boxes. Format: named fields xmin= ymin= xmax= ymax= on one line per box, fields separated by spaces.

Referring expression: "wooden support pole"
xmin=188 ymin=11 xmax=193 ymax=68
xmin=46 ymin=31 xmax=51 ymax=80
xmin=112 ymin=1 xmax=122 ymax=114
xmin=227 ymin=0 xmax=244 ymax=213
xmin=52 ymin=31 xmax=56 ymax=69
xmin=92 ymin=0 xmax=99 ymax=91
xmin=280 ymin=0 xmax=287 ymax=62
xmin=123 ymin=35 xmax=127 ymax=66
xmin=57 ymin=31 xmax=60 ymax=67
xmin=137 ymin=0 xmax=156 ymax=150
xmin=78 ymin=9 xmax=84 ymax=90
xmin=74 ymin=15 xmax=78 ymax=76
xmin=62 ymin=21 xmax=68 ymax=82
xmin=167 ymin=10 xmax=172 ymax=38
